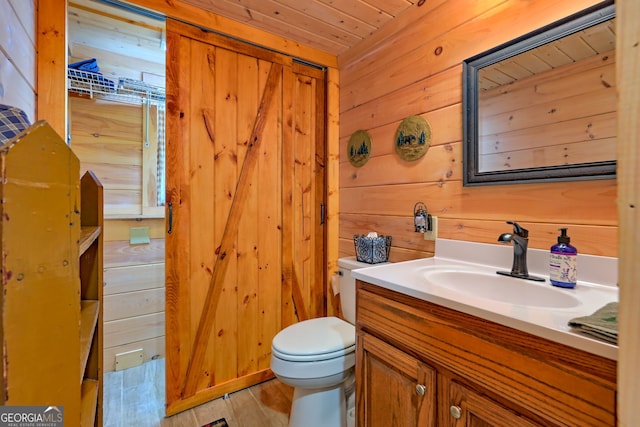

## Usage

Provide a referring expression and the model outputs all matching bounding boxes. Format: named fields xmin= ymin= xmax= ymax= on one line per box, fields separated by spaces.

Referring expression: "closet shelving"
xmin=68 ymin=68 xmax=165 ymax=105
xmin=67 ymin=66 xmax=167 ymax=217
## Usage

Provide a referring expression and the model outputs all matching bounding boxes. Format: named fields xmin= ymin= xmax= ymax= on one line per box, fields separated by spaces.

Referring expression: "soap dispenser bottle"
xmin=549 ymin=228 xmax=578 ymax=288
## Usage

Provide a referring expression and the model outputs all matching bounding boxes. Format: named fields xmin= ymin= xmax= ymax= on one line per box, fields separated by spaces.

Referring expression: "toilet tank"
xmin=337 ymin=257 xmax=389 ymax=324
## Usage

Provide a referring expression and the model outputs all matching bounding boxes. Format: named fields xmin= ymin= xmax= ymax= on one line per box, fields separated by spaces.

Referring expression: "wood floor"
xmin=104 ymin=358 xmax=294 ymax=427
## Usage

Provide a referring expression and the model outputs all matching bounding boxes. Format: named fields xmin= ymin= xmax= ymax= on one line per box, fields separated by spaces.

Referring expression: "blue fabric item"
xmin=0 ymin=105 xmax=31 ymax=145
xmin=69 ymin=58 xmax=100 ymax=73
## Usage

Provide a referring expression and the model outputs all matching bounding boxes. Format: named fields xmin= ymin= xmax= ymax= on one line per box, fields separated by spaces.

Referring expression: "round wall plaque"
xmin=394 ymin=115 xmax=431 ymax=161
xmin=347 ymin=129 xmax=372 ymax=167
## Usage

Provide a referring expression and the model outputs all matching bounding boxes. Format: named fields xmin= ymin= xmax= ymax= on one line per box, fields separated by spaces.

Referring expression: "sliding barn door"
xmin=165 ymin=20 xmax=326 ymax=414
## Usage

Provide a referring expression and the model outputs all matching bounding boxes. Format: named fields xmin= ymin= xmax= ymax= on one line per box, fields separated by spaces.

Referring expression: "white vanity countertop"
xmin=351 ymin=238 xmax=619 ymax=361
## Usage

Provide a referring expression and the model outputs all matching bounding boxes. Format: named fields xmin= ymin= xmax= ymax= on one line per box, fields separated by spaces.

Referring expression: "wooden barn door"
xmin=164 ymin=20 xmax=326 ymax=414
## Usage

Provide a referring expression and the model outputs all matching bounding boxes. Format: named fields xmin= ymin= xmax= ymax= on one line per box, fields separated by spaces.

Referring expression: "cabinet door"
xmin=357 ymin=333 xmax=436 ymax=427
xmin=447 ymin=380 xmax=541 ymax=427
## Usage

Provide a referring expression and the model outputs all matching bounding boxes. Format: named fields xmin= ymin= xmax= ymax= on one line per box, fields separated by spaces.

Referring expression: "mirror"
xmin=463 ymin=1 xmax=616 ymax=186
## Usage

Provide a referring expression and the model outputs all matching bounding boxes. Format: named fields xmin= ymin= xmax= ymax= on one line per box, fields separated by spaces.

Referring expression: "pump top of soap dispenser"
xmin=557 ymin=228 xmax=570 ymax=244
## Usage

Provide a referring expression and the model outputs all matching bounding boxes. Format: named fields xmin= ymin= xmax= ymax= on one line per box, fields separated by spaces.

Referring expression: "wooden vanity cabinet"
xmin=355 ymin=281 xmax=617 ymax=427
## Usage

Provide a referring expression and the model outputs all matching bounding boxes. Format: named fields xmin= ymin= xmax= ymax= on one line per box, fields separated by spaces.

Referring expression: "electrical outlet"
xmin=424 ymin=216 xmax=438 ymax=241
xmin=115 ymin=349 xmax=144 ymax=371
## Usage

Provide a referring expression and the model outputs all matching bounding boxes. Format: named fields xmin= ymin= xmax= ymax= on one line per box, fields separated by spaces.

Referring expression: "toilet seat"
xmin=272 ymin=316 xmax=355 ymax=362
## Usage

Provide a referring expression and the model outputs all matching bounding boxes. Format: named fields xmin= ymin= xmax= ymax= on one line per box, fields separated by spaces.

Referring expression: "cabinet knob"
xmin=450 ymin=405 xmax=462 ymax=419
xmin=415 ymin=384 xmax=427 ymax=396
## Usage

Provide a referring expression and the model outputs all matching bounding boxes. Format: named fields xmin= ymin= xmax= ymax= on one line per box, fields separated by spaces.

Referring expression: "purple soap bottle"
xmin=549 ymin=228 xmax=578 ymax=288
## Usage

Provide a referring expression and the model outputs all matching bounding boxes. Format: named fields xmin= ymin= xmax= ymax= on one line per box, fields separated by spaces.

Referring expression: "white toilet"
xmin=270 ymin=257 xmax=372 ymax=427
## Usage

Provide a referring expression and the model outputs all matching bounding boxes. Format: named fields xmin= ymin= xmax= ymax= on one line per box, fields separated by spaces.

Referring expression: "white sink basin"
xmin=350 ymin=240 xmax=619 ymax=360
xmin=422 ymin=266 xmax=580 ymax=309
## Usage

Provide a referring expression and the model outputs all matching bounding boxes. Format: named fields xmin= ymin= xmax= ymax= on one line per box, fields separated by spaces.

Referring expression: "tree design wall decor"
xmin=347 ymin=129 xmax=372 ymax=167
xmin=394 ymin=115 xmax=431 ymax=161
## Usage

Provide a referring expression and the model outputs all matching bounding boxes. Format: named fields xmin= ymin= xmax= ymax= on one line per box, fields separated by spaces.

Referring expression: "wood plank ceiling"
xmin=70 ymin=0 xmax=420 ymax=68
xmin=479 ymin=18 xmax=616 ymax=90
xmin=68 ymin=0 xmax=166 ymax=82
xmin=172 ymin=0 xmax=418 ymax=56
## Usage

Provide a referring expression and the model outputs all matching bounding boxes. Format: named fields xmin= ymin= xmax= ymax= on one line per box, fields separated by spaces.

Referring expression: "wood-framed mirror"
xmin=462 ymin=0 xmax=616 ymax=186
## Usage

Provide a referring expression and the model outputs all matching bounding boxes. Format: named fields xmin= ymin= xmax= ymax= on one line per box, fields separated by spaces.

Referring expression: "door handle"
xmin=168 ymin=202 xmax=173 ymax=234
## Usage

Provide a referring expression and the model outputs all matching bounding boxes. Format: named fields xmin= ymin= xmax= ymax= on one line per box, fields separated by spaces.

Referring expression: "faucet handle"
xmin=507 ymin=221 xmax=528 ymax=238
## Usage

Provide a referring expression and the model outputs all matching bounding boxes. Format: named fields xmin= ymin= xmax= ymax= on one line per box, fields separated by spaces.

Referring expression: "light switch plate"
xmin=424 ymin=216 xmax=438 ymax=241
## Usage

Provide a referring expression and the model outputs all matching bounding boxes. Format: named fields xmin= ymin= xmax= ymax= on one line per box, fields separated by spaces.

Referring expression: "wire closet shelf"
xmin=67 ymin=69 xmax=165 ymax=106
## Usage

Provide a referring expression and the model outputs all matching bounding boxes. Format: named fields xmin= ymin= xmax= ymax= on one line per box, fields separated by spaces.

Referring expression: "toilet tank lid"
xmin=338 ymin=257 xmax=387 ymax=270
xmin=272 ymin=316 xmax=355 ymax=358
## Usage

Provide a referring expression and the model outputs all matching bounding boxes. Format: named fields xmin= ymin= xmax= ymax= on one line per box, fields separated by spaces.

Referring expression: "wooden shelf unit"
xmin=80 ymin=379 xmax=99 ymax=427
xmin=0 ymin=121 xmax=103 ymax=426
xmin=79 ymin=301 xmax=100 ymax=378
xmin=79 ymin=170 xmax=104 ymax=427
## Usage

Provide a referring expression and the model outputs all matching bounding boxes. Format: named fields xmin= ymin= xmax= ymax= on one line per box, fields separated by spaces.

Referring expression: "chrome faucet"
xmin=497 ymin=221 xmax=545 ymax=282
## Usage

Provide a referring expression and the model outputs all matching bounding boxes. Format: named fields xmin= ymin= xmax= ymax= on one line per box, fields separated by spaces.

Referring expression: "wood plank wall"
xmin=102 ymin=219 xmax=165 ymax=372
xmin=337 ymin=0 xmax=617 ymax=262
xmin=617 ymin=0 xmax=640 ymax=422
xmin=0 ymin=1 xmax=35 ymax=120
xmin=70 ymin=98 xmax=166 ymax=372
xmin=67 ymin=1 xmax=167 ymax=372
xmin=69 ymin=96 xmax=165 ymax=372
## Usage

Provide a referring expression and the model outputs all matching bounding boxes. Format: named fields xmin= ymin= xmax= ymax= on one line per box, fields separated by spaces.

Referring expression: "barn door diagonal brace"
xmin=181 ymin=62 xmax=283 ymax=398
